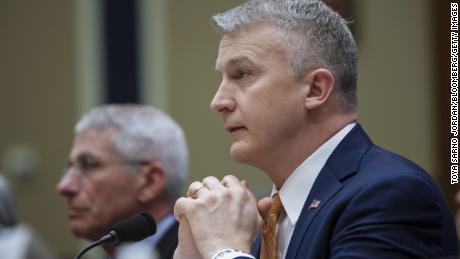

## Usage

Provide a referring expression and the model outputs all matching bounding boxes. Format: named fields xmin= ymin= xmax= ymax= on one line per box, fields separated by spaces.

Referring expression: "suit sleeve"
xmin=329 ymin=175 xmax=456 ymax=258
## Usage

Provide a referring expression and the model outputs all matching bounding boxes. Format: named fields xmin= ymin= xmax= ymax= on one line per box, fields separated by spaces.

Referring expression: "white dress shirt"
xmin=272 ymin=123 xmax=356 ymax=259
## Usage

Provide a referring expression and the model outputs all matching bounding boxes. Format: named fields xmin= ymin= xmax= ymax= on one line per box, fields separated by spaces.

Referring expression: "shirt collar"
xmin=271 ymin=123 xmax=356 ymax=226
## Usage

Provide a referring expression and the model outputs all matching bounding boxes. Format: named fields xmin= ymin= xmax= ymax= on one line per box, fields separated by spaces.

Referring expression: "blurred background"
xmin=0 ymin=0 xmax=456 ymax=258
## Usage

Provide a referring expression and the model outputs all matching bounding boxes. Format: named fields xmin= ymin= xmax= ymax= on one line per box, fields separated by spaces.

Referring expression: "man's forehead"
xmin=215 ymin=28 xmax=286 ymax=71
xmin=70 ymin=127 xmax=118 ymax=158
xmin=77 ymin=126 xmax=119 ymax=140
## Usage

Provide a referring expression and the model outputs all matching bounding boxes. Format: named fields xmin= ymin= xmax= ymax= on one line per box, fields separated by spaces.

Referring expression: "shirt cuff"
xmin=211 ymin=248 xmax=255 ymax=259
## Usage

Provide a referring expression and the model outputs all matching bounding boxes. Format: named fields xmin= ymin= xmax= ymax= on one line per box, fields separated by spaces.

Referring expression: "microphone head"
xmin=110 ymin=212 xmax=157 ymax=245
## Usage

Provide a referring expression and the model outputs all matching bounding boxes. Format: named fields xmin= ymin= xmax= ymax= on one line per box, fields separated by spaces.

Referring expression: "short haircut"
xmin=212 ymin=0 xmax=358 ymax=111
xmin=75 ymin=104 xmax=188 ymax=199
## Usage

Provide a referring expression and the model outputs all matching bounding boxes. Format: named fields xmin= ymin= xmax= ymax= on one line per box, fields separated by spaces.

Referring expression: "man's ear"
xmin=137 ymin=161 xmax=166 ymax=204
xmin=304 ymin=68 xmax=335 ymax=110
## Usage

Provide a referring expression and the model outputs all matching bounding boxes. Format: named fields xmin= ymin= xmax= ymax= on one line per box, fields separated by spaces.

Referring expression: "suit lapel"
xmin=285 ymin=124 xmax=373 ymax=259
xmin=156 ymin=221 xmax=179 ymax=259
xmin=251 ymin=235 xmax=262 ymax=258
xmin=285 ymin=167 xmax=342 ymax=259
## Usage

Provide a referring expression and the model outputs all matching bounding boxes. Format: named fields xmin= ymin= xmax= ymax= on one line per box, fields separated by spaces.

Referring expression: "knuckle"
xmin=234 ymin=187 xmax=246 ymax=198
xmin=222 ymin=189 xmax=233 ymax=201
xmin=174 ymin=197 xmax=189 ymax=214
xmin=223 ymin=174 xmax=237 ymax=182
xmin=187 ymin=181 xmax=201 ymax=191
xmin=202 ymin=176 xmax=218 ymax=185
xmin=175 ymin=197 xmax=187 ymax=207
xmin=194 ymin=199 xmax=208 ymax=210
xmin=204 ymin=191 xmax=218 ymax=204
xmin=203 ymin=176 xmax=215 ymax=182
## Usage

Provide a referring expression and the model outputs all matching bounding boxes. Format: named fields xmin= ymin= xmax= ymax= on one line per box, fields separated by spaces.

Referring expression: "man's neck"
xmin=149 ymin=195 xmax=175 ymax=223
xmin=264 ymin=114 xmax=357 ymax=189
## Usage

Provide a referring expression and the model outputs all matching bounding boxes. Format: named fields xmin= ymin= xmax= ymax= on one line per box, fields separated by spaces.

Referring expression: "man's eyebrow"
xmin=74 ymin=152 xmax=97 ymax=161
xmin=215 ymin=56 xmax=256 ymax=72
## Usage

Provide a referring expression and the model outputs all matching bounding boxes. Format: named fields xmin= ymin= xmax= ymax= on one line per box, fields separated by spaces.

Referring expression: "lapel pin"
xmin=308 ymin=199 xmax=321 ymax=210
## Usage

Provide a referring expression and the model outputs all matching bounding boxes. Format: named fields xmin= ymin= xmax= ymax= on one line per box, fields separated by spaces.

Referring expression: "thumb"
xmin=256 ymin=197 xmax=272 ymax=234
xmin=175 ymin=217 xmax=202 ymax=259
xmin=257 ymin=197 xmax=272 ymax=221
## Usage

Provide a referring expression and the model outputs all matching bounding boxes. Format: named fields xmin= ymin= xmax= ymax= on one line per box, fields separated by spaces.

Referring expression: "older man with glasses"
xmin=57 ymin=104 xmax=188 ymax=259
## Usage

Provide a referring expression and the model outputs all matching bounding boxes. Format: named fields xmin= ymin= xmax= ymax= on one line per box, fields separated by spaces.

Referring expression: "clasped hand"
xmin=173 ymin=175 xmax=272 ymax=259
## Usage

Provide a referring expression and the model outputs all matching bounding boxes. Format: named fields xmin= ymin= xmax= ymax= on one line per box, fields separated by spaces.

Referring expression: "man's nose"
xmin=56 ymin=169 xmax=80 ymax=196
xmin=210 ymin=83 xmax=236 ymax=113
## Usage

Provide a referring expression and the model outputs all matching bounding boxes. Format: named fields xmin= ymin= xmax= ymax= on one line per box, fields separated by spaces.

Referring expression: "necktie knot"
xmin=270 ymin=193 xmax=284 ymax=218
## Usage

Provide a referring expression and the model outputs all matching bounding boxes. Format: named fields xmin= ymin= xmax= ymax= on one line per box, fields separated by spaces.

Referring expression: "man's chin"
xmin=70 ymin=222 xmax=102 ymax=241
xmin=230 ymin=143 xmax=252 ymax=164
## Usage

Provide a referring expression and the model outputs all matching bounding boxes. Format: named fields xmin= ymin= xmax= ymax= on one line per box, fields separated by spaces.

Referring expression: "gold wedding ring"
xmin=187 ymin=181 xmax=207 ymax=199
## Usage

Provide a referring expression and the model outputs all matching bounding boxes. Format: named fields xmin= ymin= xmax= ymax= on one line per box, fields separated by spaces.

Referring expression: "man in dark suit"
xmin=57 ymin=105 xmax=188 ymax=259
xmin=173 ymin=0 xmax=459 ymax=258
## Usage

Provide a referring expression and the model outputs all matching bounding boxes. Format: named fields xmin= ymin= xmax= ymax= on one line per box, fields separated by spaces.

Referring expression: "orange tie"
xmin=260 ymin=193 xmax=285 ymax=259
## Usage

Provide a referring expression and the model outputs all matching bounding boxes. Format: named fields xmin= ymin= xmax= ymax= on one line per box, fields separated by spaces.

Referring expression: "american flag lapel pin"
xmin=308 ymin=199 xmax=321 ymax=210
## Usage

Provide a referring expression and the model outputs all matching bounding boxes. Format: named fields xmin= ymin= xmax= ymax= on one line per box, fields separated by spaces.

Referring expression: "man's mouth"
xmin=226 ymin=126 xmax=246 ymax=133
xmin=68 ymin=206 xmax=87 ymax=218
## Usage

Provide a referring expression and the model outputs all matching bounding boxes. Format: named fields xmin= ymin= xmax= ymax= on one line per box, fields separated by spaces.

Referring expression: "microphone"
xmin=73 ymin=212 xmax=157 ymax=259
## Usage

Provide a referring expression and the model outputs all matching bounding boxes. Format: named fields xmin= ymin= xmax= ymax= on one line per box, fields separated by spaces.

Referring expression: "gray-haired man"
xmin=57 ymin=104 xmax=188 ymax=259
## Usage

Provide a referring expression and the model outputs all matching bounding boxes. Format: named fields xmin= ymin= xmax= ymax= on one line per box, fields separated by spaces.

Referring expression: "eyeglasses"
xmin=61 ymin=154 xmax=149 ymax=179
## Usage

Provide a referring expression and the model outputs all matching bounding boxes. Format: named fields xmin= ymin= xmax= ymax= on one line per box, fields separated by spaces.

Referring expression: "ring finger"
xmin=187 ymin=181 xmax=209 ymax=199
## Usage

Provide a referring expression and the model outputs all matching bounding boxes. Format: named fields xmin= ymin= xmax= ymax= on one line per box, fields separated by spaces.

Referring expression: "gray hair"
xmin=75 ymin=104 xmax=188 ymax=199
xmin=0 ymin=174 xmax=18 ymax=228
xmin=212 ymin=0 xmax=358 ymax=111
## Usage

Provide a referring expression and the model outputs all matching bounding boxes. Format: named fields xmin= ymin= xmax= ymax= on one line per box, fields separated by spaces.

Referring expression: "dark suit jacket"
xmin=244 ymin=124 xmax=458 ymax=259
xmin=156 ymin=221 xmax=179 ymax=259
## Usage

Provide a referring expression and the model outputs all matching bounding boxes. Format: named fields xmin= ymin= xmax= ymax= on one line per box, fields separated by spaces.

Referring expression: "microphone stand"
xmin=72 ymin=212 xmax=156 ymax=259
xmin=73 ymin=232 xmax=115 ymax=259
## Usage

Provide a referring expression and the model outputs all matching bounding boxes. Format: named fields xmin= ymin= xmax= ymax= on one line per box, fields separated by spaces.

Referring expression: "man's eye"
xmin=79 ymin=157 xmax=101 ymax=171
xmin=236 ymin=69 xmax=250 ymax=79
